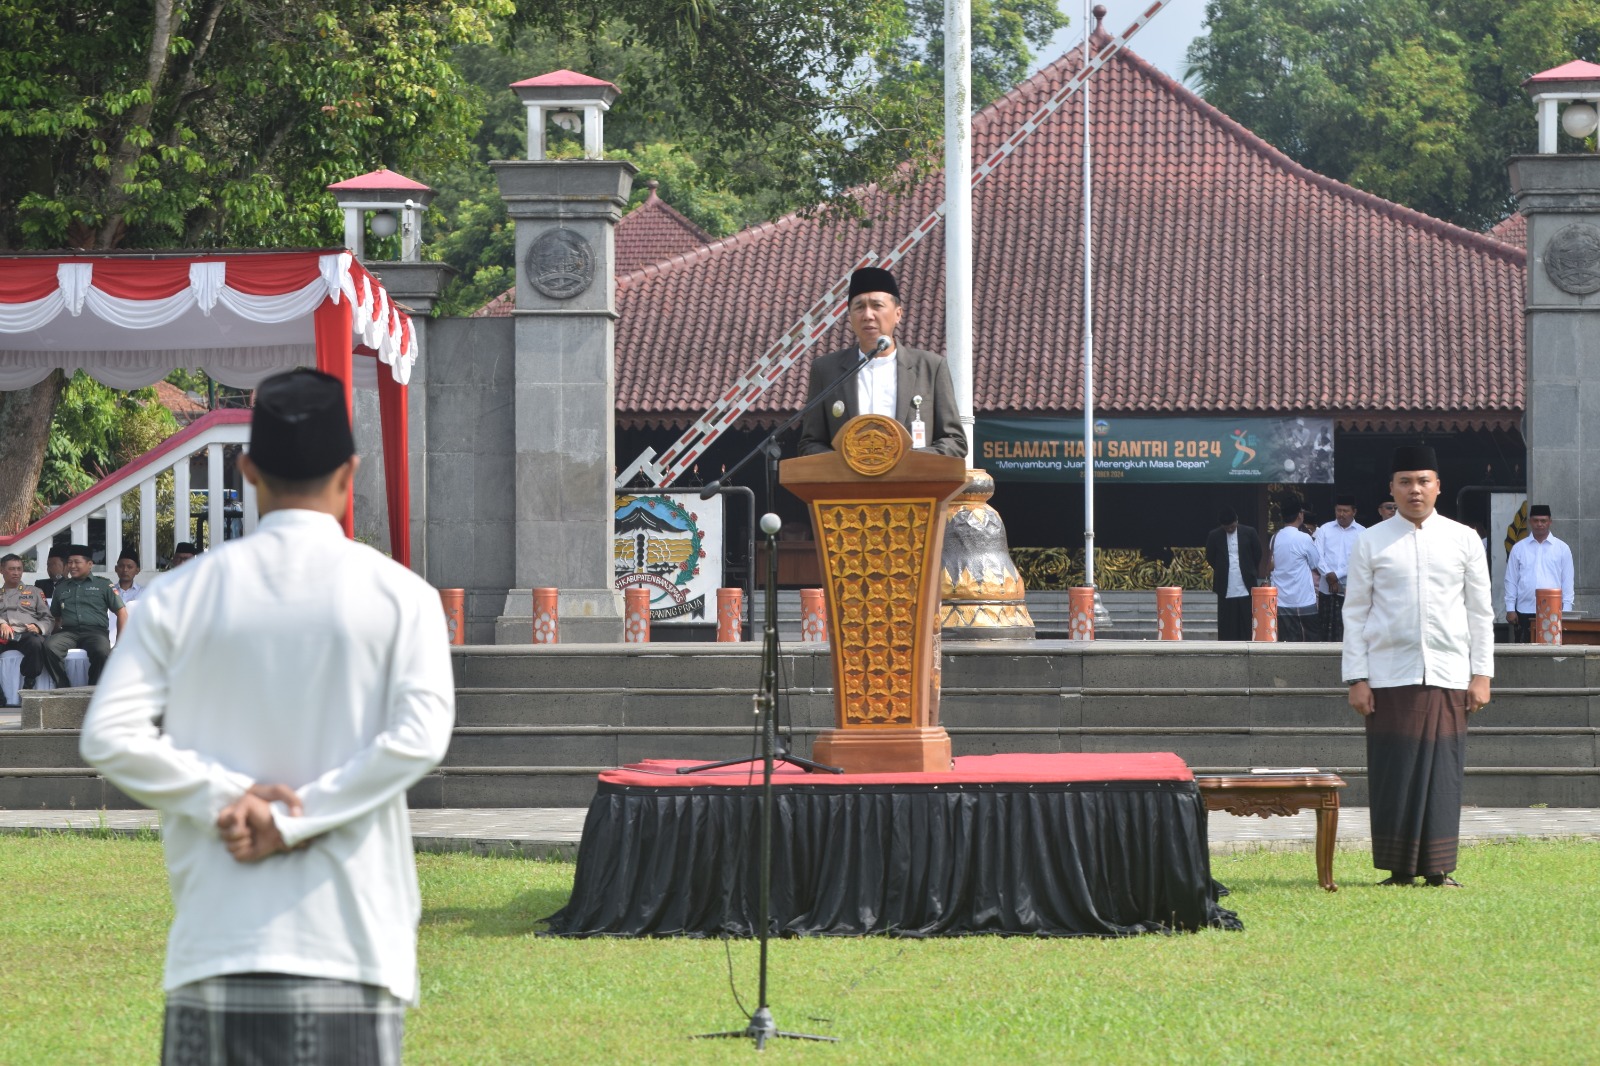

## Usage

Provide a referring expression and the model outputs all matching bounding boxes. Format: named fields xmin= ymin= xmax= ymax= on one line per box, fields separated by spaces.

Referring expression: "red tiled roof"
xmin=612 ymin=36 xmax=1526 ymax=432
xmin=614 ymin=183 xmax=712 ymax=277
xmin=152 ymin=381 xmax=208 ymax=425
xmin=473 ymin=184 xmax=711 ymax=317
xmin=1488 ymin=213 xmax=1526 ymax=249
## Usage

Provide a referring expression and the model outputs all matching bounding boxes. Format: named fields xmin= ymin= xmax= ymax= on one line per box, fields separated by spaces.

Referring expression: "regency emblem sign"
xmin=1544 ymin=223 xmax=1600 ymax=296
xmin=527 ymin=227 xmax=595 ymax=299
xmin=838 ymin=414 xmax=907 ymax=477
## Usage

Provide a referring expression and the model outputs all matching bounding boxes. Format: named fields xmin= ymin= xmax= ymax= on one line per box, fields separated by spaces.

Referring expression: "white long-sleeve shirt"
xmin=855 ymin=347 xmax=898 ymax=417
xmin=1342 ymin=512 xmax=1494 ymax=689
xmin=1503 ymin=533 xmax=1574 ymax=614
xmin=1313 ymin=520 xmax=1364 ymax=594
xmin=80 ymin=509 xmax=455 ymax=1003
xmin=1270 ymin=525 xmax=1320 ymax=609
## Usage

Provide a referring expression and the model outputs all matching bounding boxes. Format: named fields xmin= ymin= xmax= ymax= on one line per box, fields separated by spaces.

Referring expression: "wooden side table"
xmin=1195 ymin=773 xmax=1347 ymax=891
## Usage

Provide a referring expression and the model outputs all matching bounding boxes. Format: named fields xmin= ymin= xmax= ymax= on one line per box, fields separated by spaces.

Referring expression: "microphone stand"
xmin=691 ymin=516 xmax=837 ymax=1050
xmin=678 ymin=345 xmax=883 ymax=778
xmin=696 ymin=338 xmax=883 ymax=503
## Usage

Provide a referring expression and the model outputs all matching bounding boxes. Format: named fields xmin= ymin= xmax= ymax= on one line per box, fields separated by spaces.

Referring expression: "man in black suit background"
xmin=798 ymin=267 xmax=967 ymax=458
xmin=1205 ymin=507 xmax=1262 ymax=641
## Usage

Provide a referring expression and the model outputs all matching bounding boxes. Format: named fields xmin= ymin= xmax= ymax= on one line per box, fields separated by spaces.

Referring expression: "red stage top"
xmin=601 ymin=752 xmax=1193 ymax=788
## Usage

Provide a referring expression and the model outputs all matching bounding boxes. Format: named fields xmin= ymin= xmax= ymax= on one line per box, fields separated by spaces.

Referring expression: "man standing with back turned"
xmin=81 ymin=368 xmax=455 ymax=1064
xmin=1343 ymin=445 xmax=1493 ymax=888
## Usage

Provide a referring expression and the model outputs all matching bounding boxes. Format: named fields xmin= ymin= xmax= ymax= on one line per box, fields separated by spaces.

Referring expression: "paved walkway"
xmin=2 ymin=806 xmax=1598 ymax=860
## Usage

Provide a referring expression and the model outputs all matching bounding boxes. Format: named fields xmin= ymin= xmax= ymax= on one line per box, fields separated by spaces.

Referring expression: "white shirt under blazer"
xmin=80 ymin=509 xmax=456 ymax=1003
xmin=1342 ymin=512 xmax=1494 ymax=690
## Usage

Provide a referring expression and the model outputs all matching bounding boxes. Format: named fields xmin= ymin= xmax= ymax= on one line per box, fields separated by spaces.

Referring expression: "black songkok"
xmin=250 ymin=368 xmax=355 ymax=480
xmin=847 ymin=267 xmax=900 ymax=302
xmin=68 ymin=544 xmax=94 ymax=561
xmin=1390 ymin=445 xmax=1438 ymax=474
xmin=1530 ymin=504 xmax=1552 ymax=518
xmin=1335 ymin=493 xmax=1356 ymax=507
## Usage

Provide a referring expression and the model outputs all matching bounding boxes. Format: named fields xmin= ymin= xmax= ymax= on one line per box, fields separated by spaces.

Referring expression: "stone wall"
xmin=421 ymin=315 xmax=517 ymax=644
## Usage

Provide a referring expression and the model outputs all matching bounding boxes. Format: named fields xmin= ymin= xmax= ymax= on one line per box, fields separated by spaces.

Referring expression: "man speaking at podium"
xmin=798 ymin=267 xmax=967 ymax=458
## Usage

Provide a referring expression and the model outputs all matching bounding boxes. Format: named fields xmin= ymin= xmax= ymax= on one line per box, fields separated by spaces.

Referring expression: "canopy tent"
xmin=0 ymin=249 xmax=416 ymax=564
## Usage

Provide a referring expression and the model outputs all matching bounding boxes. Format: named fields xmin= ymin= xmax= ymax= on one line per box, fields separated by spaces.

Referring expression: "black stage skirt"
xmin=1365 ymin=684 xmax=1469 ymax=876
xmin=544 ymin=766 xmax=1240 ymax=938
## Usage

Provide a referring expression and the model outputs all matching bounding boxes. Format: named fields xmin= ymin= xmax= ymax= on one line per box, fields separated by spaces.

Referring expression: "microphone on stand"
xmin=700 ymin=336 xmax=892 ymax=500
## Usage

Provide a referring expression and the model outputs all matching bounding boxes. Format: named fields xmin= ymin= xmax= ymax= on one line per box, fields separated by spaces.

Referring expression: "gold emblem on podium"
xmin=838 ymin=414 xmax=907 ymax=477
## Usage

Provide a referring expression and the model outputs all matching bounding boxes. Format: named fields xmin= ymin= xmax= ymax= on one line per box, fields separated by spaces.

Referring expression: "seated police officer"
xmin=1 ymin=553 xmax=53 ymax=699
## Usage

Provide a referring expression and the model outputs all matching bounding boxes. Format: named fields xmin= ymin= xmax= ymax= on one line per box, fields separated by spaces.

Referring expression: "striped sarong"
xmin=1365 ymin=684 xmax=1468 ymax=877
xmin=163 ymin=974 xmax=405 ymax=1066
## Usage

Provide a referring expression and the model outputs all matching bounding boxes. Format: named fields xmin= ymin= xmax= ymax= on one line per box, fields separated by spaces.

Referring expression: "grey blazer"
xmin=797 ymin=344 xmax=968 ymax=458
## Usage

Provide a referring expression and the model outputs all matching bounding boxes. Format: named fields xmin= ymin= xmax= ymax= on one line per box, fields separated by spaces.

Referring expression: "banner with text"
xmin=975 ymin=416 xmax=1335 ymax=484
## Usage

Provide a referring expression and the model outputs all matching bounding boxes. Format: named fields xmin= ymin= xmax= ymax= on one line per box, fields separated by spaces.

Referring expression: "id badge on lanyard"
xmin=910 ymin=394 xmax=926 ymax=449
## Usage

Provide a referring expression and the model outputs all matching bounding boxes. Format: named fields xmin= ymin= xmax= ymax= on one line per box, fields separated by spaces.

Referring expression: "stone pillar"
xmin=1509 ymin=154 xmax=1600 ymax=610
xmin=490 ymin=160 xmax=636 ymax=642
xmin=367 ymin=261 xmax=455 ymax=577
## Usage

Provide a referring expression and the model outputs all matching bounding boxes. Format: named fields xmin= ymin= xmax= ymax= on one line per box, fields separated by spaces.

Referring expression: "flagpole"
xmin=946 ymin=0 xmax=973 ymax=453
xmin=1081 ymin=0 xmax=1096 ymax=591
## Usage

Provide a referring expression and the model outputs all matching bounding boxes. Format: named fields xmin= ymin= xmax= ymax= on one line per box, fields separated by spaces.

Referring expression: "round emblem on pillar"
xmin=839 ymin=414 xmax=909 ymax=477
xmin=1544 ymin=223 xmax=1600 ymax=296
xmin=526 ymin=227 xmax=596 ymax=299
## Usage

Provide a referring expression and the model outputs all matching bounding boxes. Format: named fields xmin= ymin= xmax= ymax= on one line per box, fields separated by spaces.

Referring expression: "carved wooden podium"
xmin=779 ymin=415 xmax=969 ymax=773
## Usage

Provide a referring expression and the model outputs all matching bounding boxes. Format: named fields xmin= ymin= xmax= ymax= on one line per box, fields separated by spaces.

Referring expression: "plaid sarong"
xmin=163 ymin=974 xmax=405 ymax=1066
xmin=1318 ymin=592 xmax=1345 ymax=642
xmin=1365 ymin=684 xmax=1468 ymax=877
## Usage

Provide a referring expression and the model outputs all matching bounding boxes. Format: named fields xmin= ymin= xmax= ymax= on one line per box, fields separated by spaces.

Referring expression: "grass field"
xmin=1 ymin=834 xmax=1597 ymax=1065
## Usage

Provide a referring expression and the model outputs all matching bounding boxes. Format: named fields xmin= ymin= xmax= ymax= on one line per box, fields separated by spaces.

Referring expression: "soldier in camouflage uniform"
xmin=43 ymin=545 xmax=126 ymax=687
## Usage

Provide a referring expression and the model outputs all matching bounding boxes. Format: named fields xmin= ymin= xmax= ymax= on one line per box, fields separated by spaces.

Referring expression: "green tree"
xmin=427 ymin=2 xmax=1068 ymax=314
xmin=0 ymin=0 xmax=511 ymax=532
xmin=1186 ymin=0 xmax=1600 ymax=230
xmin=37 ymin=373 xmax=178 ymax=508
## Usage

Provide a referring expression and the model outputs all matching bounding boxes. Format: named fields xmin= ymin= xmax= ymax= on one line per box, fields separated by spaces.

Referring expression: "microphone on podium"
xmin=699 ymin=337 xmax=892 ymax=500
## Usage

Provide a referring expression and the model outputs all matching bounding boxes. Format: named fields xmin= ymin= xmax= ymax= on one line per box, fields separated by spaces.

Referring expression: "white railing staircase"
xmin=1 ymin=410 xmax=255 ymax=579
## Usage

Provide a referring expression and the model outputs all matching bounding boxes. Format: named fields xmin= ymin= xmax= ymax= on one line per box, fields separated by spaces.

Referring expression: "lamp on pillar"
xmin=1525 ymin=60 xmax=1600 ymax=154
xmin=510 ymin=69 xmax=620 ymax=160
xmin=327 ymin=168 xmax=436 ymax=263
xmin=1509 ymin=59 xmax=1600 ymax=624
xmin=326 ymin=168 xmax=453 ymax=578
xmin=490 ymin=70 xmax=634 ymax=643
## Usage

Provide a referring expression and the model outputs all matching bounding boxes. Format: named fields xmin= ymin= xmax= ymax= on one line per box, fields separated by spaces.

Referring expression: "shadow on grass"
xmin=423 ymin=888 xmax=571 ymax=938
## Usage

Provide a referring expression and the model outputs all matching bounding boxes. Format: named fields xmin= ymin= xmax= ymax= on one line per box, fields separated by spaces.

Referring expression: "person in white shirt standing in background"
xmin=1503 ymin=504 xmax=1574 ymax=643
xmin=114 ymin=549 xmax=143 ymax=605
xmin=1266 ymin=497 xmax=1321 ymax=641
xmin=81 ymin=368 xmax=455 ymax=1065
xmin=1343 ymin=445 xmax=1493 ymax=888
xmin=1313 ymin=493 xmax=1364 ymax=642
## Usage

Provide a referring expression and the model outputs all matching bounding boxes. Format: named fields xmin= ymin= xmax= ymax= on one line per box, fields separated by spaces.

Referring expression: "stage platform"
xmin=543 ymin=752 xmax=1242 ymax=938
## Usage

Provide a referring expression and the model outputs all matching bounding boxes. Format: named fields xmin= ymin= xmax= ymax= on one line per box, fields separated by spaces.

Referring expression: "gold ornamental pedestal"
xmin=939 ymin=469 xmax=1036 ymax=640
xmin=780 ymin=416 xmax=969 ymax=773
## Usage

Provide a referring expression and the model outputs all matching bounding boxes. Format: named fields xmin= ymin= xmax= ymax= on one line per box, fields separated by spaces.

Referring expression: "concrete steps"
xmin=736 ymin=589 xmax=1220 ymax=641
xmin=4 ymin=643 xmax=1596 ymax=810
